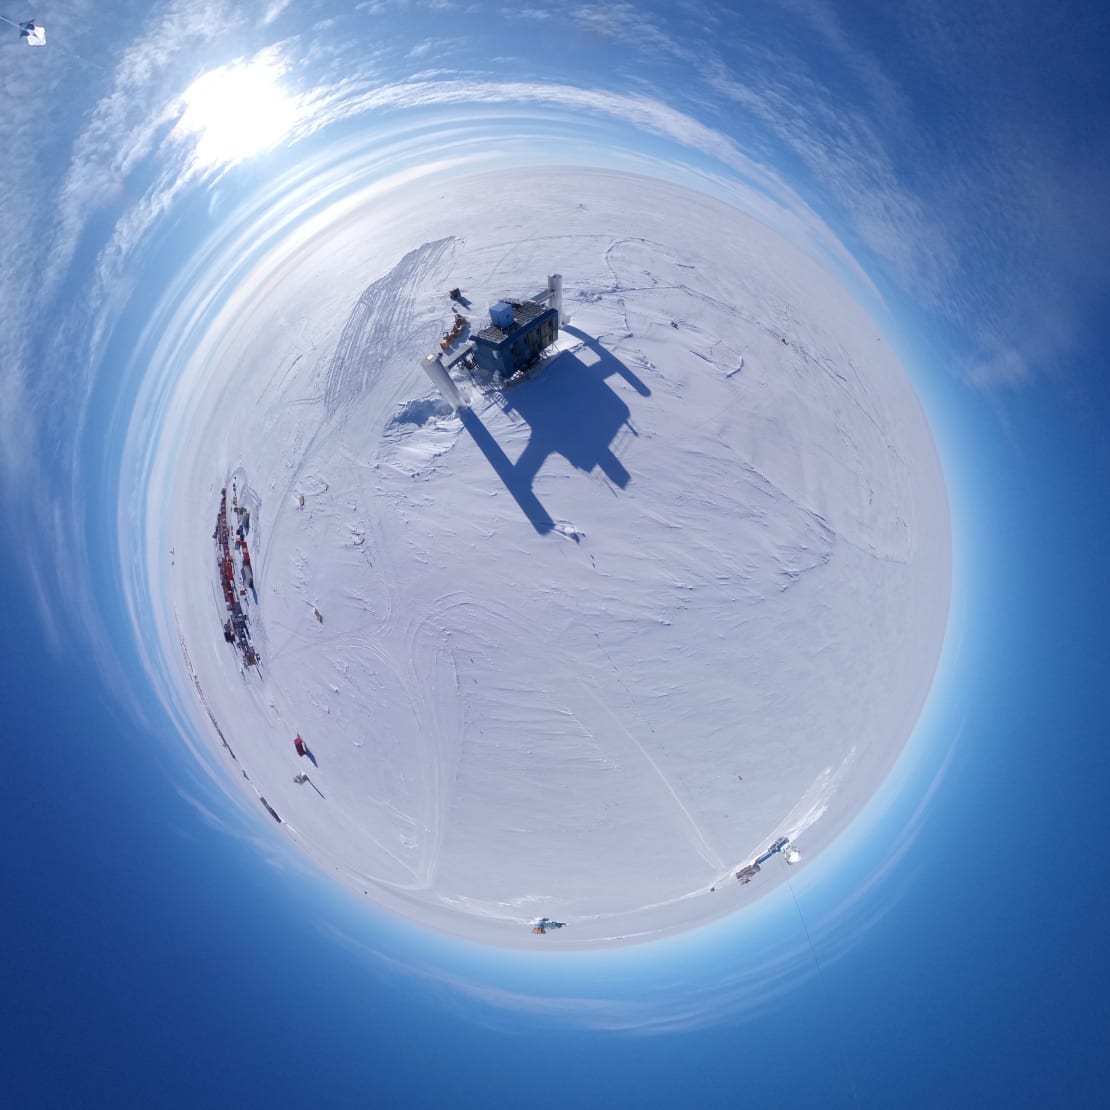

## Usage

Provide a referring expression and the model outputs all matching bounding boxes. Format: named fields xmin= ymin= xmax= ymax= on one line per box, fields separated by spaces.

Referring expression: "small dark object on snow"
xmin=449 ymin=287 xmax=461 ymax=300
xmin=736 ymin=863 xmax=761 ymax=885
xmin=294 ymin=734 xmax=307 ymax=757
xmin=531 ymin=917 xmax=566 ymax=934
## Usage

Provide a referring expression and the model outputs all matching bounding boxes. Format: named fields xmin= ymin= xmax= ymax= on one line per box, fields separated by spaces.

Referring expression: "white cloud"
xmin=44 ymin=0 xmax=245 ymax=293
xmin=569 ymin=2 xmax=690 ymax=60
xmin=965 ymin=346 xmax=1034 ymax=391
xmin=703 ymin=57 xmax=956 ymax=312
xmin=261 ymin=0 xmax=294 ymax=26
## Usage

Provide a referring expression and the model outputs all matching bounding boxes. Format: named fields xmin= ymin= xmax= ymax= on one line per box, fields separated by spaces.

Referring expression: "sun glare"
xmin=178 ymin=59 xmax=299 ymax=168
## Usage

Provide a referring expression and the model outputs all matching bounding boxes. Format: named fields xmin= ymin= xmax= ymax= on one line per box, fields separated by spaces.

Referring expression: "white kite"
xmin=0 ymin=14 xmax=45 ymax=44
xmin=19 ymin=19 xmax=45 ymax=45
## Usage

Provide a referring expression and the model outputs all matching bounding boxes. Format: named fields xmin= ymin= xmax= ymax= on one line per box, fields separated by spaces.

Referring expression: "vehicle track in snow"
xmin=323 ymin=236 xmax=455 ymax=416
xmin=260 ymin=236 xmax=457 ymax=566
xmin=582 ymin=644 xmax=727 ymax=876
xmin=404 ymin=600 xmax=468 ymax=890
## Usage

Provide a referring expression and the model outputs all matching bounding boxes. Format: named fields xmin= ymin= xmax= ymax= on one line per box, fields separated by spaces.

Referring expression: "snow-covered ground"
xmin=164 ymin=168 xmax=950 ymax=948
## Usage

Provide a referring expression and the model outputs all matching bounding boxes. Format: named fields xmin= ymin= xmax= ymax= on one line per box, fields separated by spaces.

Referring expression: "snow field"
xmin=165 ymin=168 xmax=950 ymax=947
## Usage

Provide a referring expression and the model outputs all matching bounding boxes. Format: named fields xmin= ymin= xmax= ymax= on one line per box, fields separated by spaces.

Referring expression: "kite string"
xmin=787 ymin=875 xmax=863 ymax=1110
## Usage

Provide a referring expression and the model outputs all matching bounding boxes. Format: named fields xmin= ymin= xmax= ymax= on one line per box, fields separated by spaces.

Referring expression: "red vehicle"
xmin=294 ymin=735 xmax=306 ymax=757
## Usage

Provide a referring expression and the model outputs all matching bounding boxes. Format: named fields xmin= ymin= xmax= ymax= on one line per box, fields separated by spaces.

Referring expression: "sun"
xmin=178 ymin=58 xmax=300 ymax=168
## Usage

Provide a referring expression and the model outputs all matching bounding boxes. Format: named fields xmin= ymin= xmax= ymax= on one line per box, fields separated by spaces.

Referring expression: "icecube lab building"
xmin=472 ymin=298 xmax=559 ymax=383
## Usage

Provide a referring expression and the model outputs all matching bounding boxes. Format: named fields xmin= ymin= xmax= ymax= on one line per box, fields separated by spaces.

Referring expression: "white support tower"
xmin=547 ymin=273 xmax=564 ymax=326
xmin=419 ymin=353 xmax=464 ymax=410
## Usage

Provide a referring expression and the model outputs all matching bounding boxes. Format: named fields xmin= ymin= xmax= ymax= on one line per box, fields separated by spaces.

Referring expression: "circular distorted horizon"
xmin=135 ymin=163 xmax=950 ymax=948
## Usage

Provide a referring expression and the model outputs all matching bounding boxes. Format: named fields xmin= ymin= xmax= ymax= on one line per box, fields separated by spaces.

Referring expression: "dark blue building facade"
xmin=472 ymin=299 xmax=559 ymax=383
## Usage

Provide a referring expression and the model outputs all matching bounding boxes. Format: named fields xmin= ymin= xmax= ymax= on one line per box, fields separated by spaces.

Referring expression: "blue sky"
xmin=3 ymin=1 xmax=1110 ymax=1106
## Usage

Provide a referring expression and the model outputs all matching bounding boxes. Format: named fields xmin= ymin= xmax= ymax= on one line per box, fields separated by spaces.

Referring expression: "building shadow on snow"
xmin=459 ymin=327 xmax=650 ymax=534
